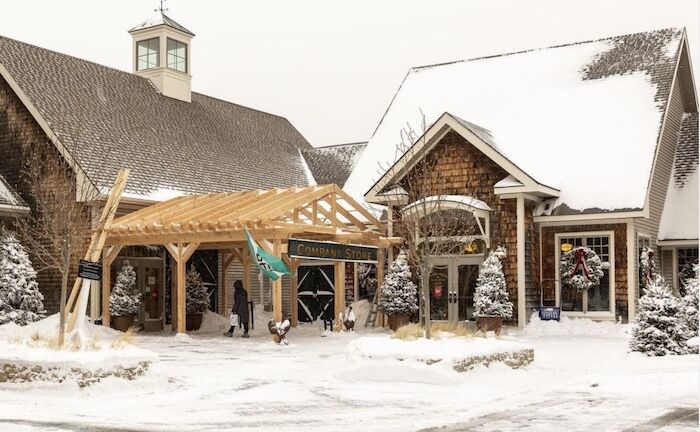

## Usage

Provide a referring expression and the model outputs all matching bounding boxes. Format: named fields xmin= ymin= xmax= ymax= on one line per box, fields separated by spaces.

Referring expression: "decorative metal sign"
xmin=78 ymin=260 xmax=102 ymax=281
xmin=288 ymin=239 xmax=378 ymax=263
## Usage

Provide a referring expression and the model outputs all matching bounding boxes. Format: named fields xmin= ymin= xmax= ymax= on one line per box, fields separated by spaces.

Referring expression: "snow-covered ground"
xmin=0 ymin=312 xmax=697 ymax=432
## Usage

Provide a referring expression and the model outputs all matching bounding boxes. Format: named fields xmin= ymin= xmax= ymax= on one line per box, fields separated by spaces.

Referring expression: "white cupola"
xmin=129 ymin=10 xmax=194 ymax=102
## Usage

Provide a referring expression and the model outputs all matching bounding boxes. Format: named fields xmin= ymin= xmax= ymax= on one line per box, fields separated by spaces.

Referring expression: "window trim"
xmin=136 ymin=37 xmax=160 ymax=71
xmin=166 ymin=37 xmax=188 ymax=73
xmin=554 ymin=230 xmax=616 ymax=319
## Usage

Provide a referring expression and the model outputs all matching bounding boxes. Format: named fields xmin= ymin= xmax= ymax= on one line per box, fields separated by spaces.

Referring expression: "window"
xmin=556 ymin=232 xmax=614 ymax=316
xmin=678 ymin=248 xmax=699 ymax=286
xmin=167 ymin=38 xmax=187 ymax=73
xmin=137 ymin=38 xmax=160 ymax=71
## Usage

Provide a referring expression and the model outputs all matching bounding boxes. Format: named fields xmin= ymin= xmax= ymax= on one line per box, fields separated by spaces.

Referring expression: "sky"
xmin=0 ymin=0 xmax=697 ymax=147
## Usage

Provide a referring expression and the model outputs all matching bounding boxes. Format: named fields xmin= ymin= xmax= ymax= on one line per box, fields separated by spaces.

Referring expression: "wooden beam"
xmin=330 ymin=193 xmax=338 ymax=228
xmin=100 ymin=245 xmax=123 ymax=327
xmin=176 ymin=245 xmax=186 ymax=333
xmin=334 ymin=261 xmax=346 ymax=325
xmin=377 ymin=248 xmax=386 ymax=327
xmin=272 ymin=239 xmax=283 ymax=322
xmin=334 ymin=186 xmax=386 ymax=234
xmin=242 ymin=247 xmax=251 ymax=296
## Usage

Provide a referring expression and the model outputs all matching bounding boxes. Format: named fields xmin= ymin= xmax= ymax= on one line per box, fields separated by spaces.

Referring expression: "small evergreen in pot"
xmin=378 ymin=251 xmax=418 ymax=331
xmin=109 ymin=261 xmax=140 ymax=332
xmin=473 ymin=247 xmax=512 ymax=334
xmin=185 ymin=265 xmax=208 ymax=330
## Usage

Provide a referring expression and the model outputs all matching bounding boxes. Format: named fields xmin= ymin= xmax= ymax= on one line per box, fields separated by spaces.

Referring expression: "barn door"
xmin=297 ymin=265 xmax=335 ymax=323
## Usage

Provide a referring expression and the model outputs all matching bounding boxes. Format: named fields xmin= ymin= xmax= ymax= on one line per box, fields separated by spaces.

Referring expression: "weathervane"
xmin=155 ymin=0 xmax=168 ymax=13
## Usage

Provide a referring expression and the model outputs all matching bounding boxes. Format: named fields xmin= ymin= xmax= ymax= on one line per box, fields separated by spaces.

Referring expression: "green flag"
xmin=244 ymin=228 xmax=290 ymax=281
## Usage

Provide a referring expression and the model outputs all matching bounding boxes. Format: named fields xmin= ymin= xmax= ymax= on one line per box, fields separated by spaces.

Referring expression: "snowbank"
xmin=523 ymin=312 xmax=630 ymax=338
xmin=193 ymin=310 xmax=230 ymax=334
xmin=0 ymin=314 xmax=156 ymax=386
xmin=347 ymin=335 xmax=533 ymax=372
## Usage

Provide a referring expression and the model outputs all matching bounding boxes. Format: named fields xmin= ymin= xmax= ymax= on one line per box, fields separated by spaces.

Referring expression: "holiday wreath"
xmin=560 ymin=247 xmax=604 ymax=292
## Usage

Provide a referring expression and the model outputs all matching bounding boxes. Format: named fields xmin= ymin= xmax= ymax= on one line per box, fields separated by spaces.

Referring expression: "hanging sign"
xmin=288 ymin=239 xmax=378 ymax=263
xmin=78 ymin=260 xmax=102 ymax=281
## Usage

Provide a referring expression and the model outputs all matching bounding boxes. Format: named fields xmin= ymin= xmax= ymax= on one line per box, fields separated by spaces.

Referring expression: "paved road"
xmin=419 ymin=399 xmax=698 ymax=432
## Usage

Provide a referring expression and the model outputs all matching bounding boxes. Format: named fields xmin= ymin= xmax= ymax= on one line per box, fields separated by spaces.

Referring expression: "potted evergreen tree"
xmin=0 ymin=228 xmax=46 ymax=325
xmin=378 ymin=251 xmax=418 ymax=331
xmin=109 ymin=261 xmax=140 ymax=332
xmin=185 ymin=265 xmax=208 ymax=331
xmin=473 ymin=247 xmax=513 ymax=334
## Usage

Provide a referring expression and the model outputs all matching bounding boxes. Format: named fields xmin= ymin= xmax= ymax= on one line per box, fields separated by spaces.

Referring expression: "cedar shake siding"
xmin=0 ymin=72 xmax=86 ymax=313
xmin=397 ymin=130 xmax=532 ymax=324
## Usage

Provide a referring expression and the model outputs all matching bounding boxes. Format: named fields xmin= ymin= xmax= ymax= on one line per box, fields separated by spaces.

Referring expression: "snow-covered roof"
xmin=0 ymin=174 xmax=28 ymax=214
xmin=129 ymin=12 xmax=195 ymax=36
xmin=346 ymin=28 xmax=685 ymax=213
xmin=659 ymin=113 xmax=699 ymax=241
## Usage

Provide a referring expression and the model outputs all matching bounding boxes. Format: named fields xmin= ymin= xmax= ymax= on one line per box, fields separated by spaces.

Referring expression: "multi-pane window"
xmin=678 ymin=248 xmax=699 ymax=286
xmin=167 ymin=38 xmax=187 ymax=73
xmin=558 ymin=234 xmax=613 ymax=314
xmin=137 ymin=38 xmax=159 ymax=71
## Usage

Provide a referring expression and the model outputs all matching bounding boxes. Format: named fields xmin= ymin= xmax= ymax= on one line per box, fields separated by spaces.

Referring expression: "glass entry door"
xmin=428 ymin=257 xmax=482 ymax=322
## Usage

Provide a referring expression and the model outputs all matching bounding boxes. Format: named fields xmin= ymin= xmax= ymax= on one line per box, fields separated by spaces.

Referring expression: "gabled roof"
xmin=301 ymin=142 xmax=367 ymax=188
xmin=0 ymin=174 xmax=28 ymax=215
xmin=659 ymin=112 xmax=699 ymax=241
xmin=129 ymin=12 xmax=195 ymax=36
xmin=0 ymin=35 xmax=312 ymax=201
xmin=347 ymin=28 xmax=689 ymax=214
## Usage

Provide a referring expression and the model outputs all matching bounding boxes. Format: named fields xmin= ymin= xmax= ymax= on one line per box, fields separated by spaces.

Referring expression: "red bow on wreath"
xmin=570 ymin=248 xmax=590 ymax=280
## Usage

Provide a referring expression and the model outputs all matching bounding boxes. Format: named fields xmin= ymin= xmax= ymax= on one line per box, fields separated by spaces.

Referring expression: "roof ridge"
xmin=0 ymin=34 xmax=301 ymax=126
xmin=311 ymin=141 xmax=368 ymax=149
xmin=411 ymin=27 xmax=684 ymax=72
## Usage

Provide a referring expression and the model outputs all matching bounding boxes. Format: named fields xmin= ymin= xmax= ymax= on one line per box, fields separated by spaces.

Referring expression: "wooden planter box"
xmin=186 ymin=313 xmax=203 ymax=331
xmin=476 ymin=316 xmax=504 ymax=335
xmin=387 ymin=314 xmax=410 ymax=331
xmin=111 ymin=314 xmax=135 ymax=332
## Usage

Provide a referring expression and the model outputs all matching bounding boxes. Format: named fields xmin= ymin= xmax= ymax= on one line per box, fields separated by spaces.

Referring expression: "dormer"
xmin=129 ymin=12 xmax=194 ymax=102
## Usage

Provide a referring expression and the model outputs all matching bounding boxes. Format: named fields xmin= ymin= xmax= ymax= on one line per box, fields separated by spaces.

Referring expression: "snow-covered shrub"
xmin=109 ymin=261 xmax=141 ymax=317
xmin=378 ymin=251 xmax=418 ymax=316
xmin=473 ymin=248 xmax=513 ymax=319
xmin=678 ymin=260 xmax=698 ymax=297
xmin=0 ymin=227 xmax=45 ymax=325
xmin=186 ymin=265 xmax=208 ymax=314
xmin=639 ymin=246 xmax=661 ymax=289
xmin=630 ymin=277 xmax=689 ymax=356
xmin=680 ymin=265 xmax=699 ymax=354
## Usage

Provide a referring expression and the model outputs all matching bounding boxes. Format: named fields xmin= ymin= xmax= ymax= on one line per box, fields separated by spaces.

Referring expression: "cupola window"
xmin=136 ymin=37 xmax=160 ymax=71
xmin=167 ymin=38 xmax=187 ymax=73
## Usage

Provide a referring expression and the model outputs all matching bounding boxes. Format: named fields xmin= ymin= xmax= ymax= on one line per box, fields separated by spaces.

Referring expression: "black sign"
xmin=288 ymin=239 xmax=378 ymax=263
xmin=78 ymin=260 xmax=102 ymax=281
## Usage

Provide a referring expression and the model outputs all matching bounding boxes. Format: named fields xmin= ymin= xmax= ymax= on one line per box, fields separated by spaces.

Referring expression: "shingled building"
xmin=0 ymin=12 xmax=316 ymax=324
xmin=348 ymin=28 xmax=699 ymax=326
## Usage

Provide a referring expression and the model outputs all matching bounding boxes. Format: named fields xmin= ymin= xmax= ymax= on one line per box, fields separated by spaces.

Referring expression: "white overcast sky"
xmin=0 ymin=0 xmax=698 ymax=146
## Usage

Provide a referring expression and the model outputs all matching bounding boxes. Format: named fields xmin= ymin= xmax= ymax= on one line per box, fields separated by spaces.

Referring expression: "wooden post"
xmin=101 ymin=245 xmax=123 ymax=327
xmin=171 ymin=257 xmax=178 ymax=331
xmin=221 ymin=250 xmax=237 ymax=314
xmin=353 ymin=262 xmax=359 ymax=302
xmin=102 ymin=258 xmax=111 ymax=328
xmin=272 ymin=239 xmax=283 ymax=322
xmin=242 ymin=248 xmax=251 ymax=296
xmin=334 ymin=261 xmax=346 ymax=323
xmin=377 ymin=248 xmax=386 ymax=327
xmin=176 ymin=248 xmax=186 ymax=333
xmin=165 ymin=242 xmax=199 ymax=333
xmin=290 ymin=259 xmax=299 ymax=327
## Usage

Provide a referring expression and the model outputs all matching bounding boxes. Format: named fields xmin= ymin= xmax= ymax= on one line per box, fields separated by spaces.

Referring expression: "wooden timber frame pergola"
xmin=102 ymin=184 xmax=396 ymax=333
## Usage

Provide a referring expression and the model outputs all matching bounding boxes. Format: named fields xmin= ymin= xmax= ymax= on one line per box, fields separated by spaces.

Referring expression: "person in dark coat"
xmin=224 ymin=280 xmax=250 ymax=338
